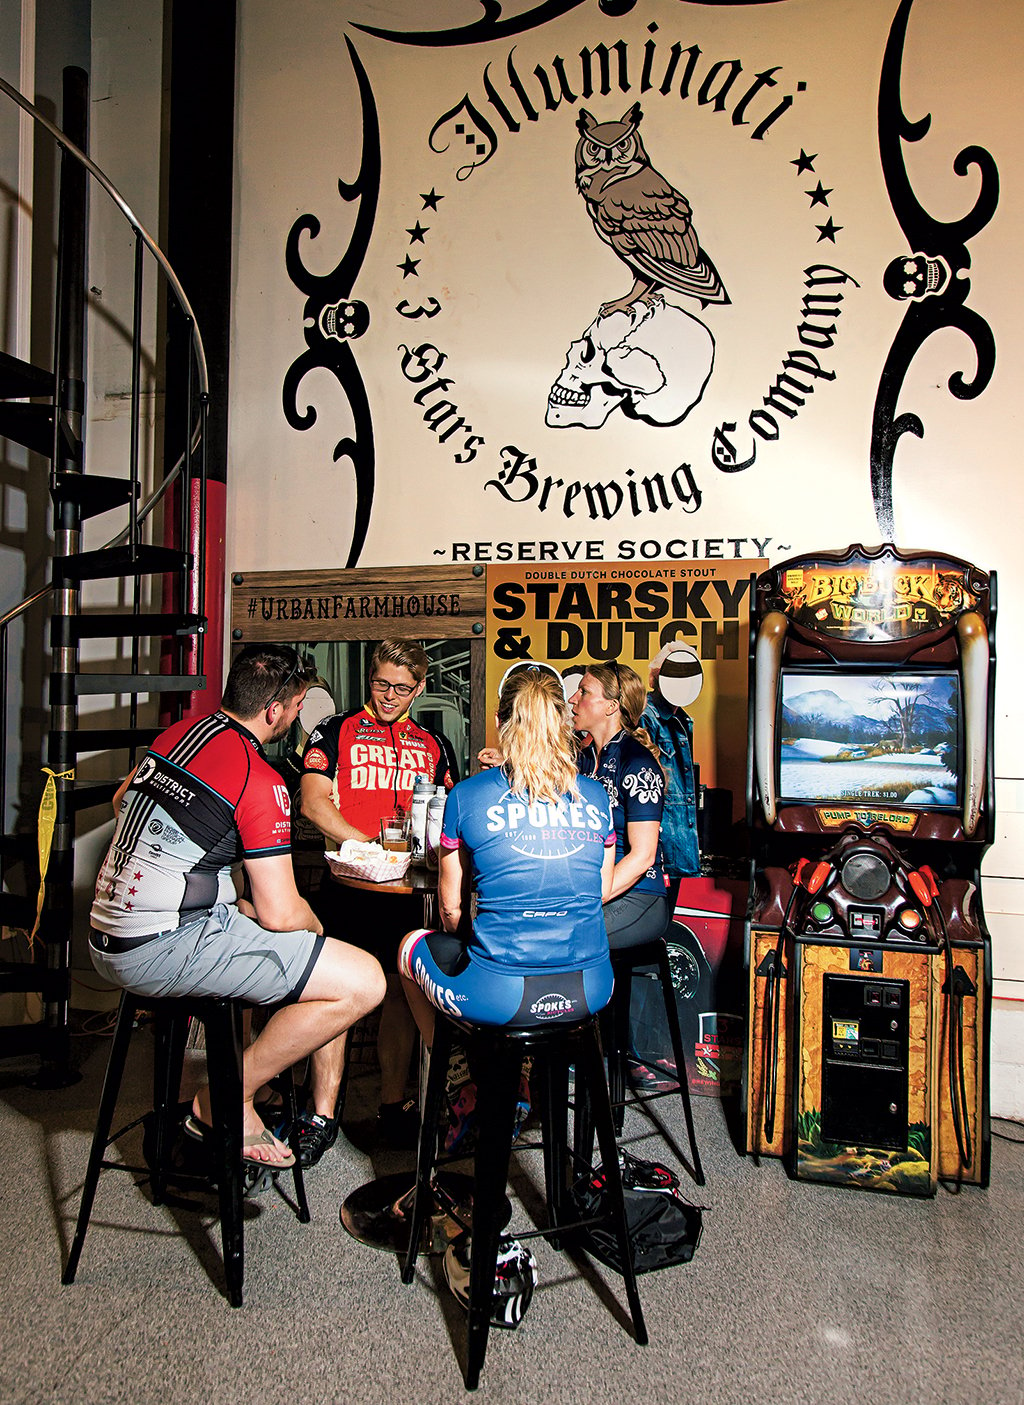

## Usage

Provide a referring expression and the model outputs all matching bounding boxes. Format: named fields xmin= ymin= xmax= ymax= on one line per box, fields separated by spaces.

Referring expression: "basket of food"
xmin=324 ymin=839 xmax=412 ymax=885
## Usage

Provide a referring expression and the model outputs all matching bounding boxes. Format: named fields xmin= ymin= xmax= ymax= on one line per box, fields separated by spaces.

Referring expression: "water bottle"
xmin=409 ymin=779 xmax=434 ymax=865
xmin=425 ymin=791 xmax=446 ymax=870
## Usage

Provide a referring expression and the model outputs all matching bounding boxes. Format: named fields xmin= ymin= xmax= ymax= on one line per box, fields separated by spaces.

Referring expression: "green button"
xmin=811 ymin=901 xmax=832 ymax=923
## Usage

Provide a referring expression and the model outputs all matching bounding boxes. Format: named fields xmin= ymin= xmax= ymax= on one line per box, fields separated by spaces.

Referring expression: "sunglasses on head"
xmin=265 ymin=649 xmax=304 ymax=708
xmin=497 ymin=660 xmax=564 ymax=698
xmin=592 ymin=658 xmax=621 ymax=698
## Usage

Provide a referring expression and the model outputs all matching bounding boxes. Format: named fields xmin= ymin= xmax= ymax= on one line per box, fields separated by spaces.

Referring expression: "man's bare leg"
xmin=400 ymin=969 xmax=436 ymax=1049
xmin=308 ymin=1030 xmax=347 ymax=1119
xmin=194 ymin=938 xmax=385 ymax=1166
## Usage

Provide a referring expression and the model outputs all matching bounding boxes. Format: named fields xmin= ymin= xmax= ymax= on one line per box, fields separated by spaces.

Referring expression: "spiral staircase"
xmin=0 ymin=68 xmax=209 ymax=1081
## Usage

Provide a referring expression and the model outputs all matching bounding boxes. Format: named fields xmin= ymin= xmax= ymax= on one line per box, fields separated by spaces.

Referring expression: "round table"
xmin=340 ymin=1169 xmax=512 ymax=1256
xmin=329 ymin=860 xmax=438 ymax=924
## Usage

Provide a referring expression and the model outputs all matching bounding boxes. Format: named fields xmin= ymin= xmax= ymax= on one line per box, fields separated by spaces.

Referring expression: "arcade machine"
xmin=743 ymin=544 xmax=994 ymax=1195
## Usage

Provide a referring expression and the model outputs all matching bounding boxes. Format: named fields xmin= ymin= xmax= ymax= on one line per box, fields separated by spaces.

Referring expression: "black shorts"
xmin=604 ymin=890 xmax=672 ymax=951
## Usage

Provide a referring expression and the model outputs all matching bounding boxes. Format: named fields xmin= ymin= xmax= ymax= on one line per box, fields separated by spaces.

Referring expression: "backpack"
xmin=571 ymin=1152 xmax=703 ymax=1275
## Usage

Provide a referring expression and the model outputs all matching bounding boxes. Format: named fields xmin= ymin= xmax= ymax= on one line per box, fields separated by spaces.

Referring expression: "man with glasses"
xmin=89 ymin=645 xmax=386 ymax=1169
xmin=299 ymin=639 xmax=459 ymax=1160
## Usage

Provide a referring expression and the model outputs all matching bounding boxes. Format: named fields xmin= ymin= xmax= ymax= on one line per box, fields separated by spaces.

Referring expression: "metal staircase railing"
xmin=0 ymin=67 xmax=209 ymax=1081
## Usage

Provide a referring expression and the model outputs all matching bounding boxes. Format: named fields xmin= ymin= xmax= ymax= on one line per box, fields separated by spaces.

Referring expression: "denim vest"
xmin=641 ymin=692 xmax=700 ymax=877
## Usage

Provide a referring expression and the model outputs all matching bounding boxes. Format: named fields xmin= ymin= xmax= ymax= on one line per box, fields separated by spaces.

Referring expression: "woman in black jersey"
xmin=570 ymin=660 xmax=672 ymax=950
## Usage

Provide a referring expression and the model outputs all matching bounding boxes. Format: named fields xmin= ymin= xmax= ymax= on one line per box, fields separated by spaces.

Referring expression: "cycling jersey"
xmin=440 ymin=768 xmax=614 ymax=973
xmin=300 ymin=704 xmax=458 ymax=835
xmin=577 ymin=730 xmax=667 ymax=897
xmin=90 ymin=711 xmax=293 ymax=941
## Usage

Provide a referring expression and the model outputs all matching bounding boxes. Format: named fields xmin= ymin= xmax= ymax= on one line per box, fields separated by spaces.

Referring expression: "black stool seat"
xmin=62 ymin=989 xmax=309 ymax=1307
xmin=401 ymin=1012 xmax=647 ymax=1391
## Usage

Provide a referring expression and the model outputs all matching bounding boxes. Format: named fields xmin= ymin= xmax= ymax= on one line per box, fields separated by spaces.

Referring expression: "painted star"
xmin=133 ymin=871 xmax=143 ymax=880
xmin=791 ymin=150 xmax=817 ymax=174
xmin=398 ymin=256 xmax=420 ymax=277
xmin=406 ymin=222 xmax=428 ymax=244
xmin=806 ymin=182 xmax=832 ymax=208
xmin=420 ymin=189 xmax=443 ymax=211
xmin=816 ymin=218 xmax=843 ymax=243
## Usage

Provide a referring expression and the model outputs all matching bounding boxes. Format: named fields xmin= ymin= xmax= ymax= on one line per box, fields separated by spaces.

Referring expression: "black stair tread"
xmin=68 ymin=726 xmax=163 ymax=754
xmin=70 ymin=780 xmax=120 ymax=811
xmin=0 ymin=894 xmax=36 ymax=929
xmin=52 ymin=472 xmax=139 ymax=520
xmin=0 ymin=833 xmax=36 ymax=861
xmin=0 ymin=401 xmax=55 ymax=457
xmin=0 ymin=1025 xmax=48 ymax=1056
xmin=0 ymin=402 xmax=79 ymax=460
xmin=0 ymin=349 xmax=54 ymax=399
xmin=0 ymin=960 xmax=66 ymax=997
xmin=63 ymin=613 xmax=206 ymax=641
xmin=74 ymin=673 xmax=206 ymax=695
xmin=54 ymin=544 xmax=192 ymax=582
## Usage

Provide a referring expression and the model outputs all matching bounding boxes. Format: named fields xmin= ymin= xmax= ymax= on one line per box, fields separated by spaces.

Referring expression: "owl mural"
xmin=575 ymin=103 xmax=730 ymax=318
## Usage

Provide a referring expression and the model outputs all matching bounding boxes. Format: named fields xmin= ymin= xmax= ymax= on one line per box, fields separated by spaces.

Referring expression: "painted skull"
xmin=546 ymin=302 xmax=714 ymax=429
xmin=318 ymin=298 xmax=370 ymax=341
xmin=882 ymin=252 xmax=951 ymax=302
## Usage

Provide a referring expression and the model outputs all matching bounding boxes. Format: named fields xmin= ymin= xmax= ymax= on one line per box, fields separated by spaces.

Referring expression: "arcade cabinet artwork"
xmin=743 ymin=545 xmax=994 ymax=1195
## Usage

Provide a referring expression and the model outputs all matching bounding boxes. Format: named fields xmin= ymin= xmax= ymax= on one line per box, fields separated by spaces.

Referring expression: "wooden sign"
xmin=229 ymin=564 xmax=488 ymax=643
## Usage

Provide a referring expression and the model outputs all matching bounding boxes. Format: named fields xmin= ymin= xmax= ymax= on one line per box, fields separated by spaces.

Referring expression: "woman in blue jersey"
xmin=399 ymin=667 xmax=615 ymax=1035
xmin=569 ymin=661 xmax=672 ymax=950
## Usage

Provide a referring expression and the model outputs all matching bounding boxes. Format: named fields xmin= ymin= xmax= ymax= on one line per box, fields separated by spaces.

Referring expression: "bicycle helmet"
xmin=442 ymin=1231 xmax=538 ymax=1329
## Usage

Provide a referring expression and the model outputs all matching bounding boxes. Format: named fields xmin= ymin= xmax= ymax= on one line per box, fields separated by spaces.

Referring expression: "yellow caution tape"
xmin=29 ymin=766 xmax=75 ymax=949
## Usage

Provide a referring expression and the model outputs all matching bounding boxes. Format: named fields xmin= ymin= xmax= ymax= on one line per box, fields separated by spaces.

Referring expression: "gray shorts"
xmin=89 ymin=902 xmax=325 ymax=1005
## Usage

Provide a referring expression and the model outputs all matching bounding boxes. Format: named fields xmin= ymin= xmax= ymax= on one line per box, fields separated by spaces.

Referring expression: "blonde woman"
xmin=399 ymin=666 xmax=615 ymax=1035
xmin=569 ymin=661 xmax=672 ymax=950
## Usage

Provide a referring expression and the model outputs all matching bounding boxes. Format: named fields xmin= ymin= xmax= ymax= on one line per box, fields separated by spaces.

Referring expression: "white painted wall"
xmin=228 ymin=0 xmax=1022 ymax=1111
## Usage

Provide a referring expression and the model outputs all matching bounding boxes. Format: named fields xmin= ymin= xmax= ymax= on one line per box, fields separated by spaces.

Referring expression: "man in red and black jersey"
xmin=299 ymin=640 xmax=459 ymax=1157
xmin=89 ymin=645 xmax=386 ymax=1169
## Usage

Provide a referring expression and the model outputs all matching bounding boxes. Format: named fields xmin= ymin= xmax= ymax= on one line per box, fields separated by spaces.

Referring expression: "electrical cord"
xmin=932 ymin=893 xmax=973 ymax=1170
xmin=992 ymin=1116 xmax=1024 ymax=1144
xmin=892 ymin=854 xmax=973 ymax=1171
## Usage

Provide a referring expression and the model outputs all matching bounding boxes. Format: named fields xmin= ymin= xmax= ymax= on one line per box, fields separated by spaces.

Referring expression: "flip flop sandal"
xmin=243 ymin=1127 xmax=296 ymax=1170
xmin=183 ymin=1113 xmax=296 ymax=1169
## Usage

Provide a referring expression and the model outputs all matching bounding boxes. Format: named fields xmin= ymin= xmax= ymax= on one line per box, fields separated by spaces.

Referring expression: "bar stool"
xmin=62 ymin=988 xmax=309 ymax=1307
xmin=401 ymin=1011 xmax=647 ymax=1391
xmin=602 ymin=931 xmax=705 ymax=1184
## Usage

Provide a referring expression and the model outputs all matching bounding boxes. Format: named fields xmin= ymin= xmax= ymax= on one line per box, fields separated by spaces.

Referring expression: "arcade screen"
xmin=778 ymin=670 xmax=961 ymax=809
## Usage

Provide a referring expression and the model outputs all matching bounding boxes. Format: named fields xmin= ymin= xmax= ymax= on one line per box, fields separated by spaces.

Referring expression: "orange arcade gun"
xmin=743 ymin=544 xmax=994 ymax=1195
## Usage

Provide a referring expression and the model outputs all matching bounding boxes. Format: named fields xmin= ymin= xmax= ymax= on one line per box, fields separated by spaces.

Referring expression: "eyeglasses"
xmin=370 ymin=677 xmax=417 ymax=698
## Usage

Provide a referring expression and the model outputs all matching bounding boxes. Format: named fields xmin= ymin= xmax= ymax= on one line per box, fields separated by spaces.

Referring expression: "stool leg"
xmin=655 ymin=942 xmax=705 ymax=1186
xmin=402 ymin=1019 xmax=453 ymax=1285
xmin=578 ymin=1027 xmax=648 ymax=1347
xmin=203 ymin=1003 xmax=245 ymax=1308
xmin=62 ymin=991 xmax=139 ymax=1285
xmin=538 ymin=1046 xmax=571 ymax=1241
xmin=150 ymin=1005 xmax=189 ymax=1205
xmin=572 ymin=1041 xmax=597 ymax=1177
xmin=465 ymin=1039 xmax=522 ymax=1391
xmin=278 ymin=1064 xmax=310 ymax=1222
xmin=608 ymin=966 xmax=633 ymax=1136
